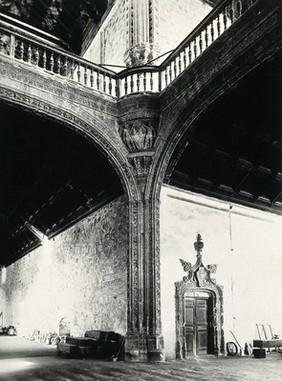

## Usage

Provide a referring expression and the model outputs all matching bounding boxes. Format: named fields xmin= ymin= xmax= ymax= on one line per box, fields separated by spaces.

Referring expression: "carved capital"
xmin=124 ymin=43 xmax=157 ymax=67
xmin=119 ymin=118 xmax=158 ymax=177
xmin=128 ymin=152 xmax=154 ymax=177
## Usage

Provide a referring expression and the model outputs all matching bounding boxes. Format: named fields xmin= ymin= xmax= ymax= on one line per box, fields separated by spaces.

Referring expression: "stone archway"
xmin=175 ymin=234 xmax=224 ymax=358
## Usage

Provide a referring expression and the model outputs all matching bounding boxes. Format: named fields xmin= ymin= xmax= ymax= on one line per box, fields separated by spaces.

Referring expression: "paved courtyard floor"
xmin=0 ymin=336 xmax=281 ymax=381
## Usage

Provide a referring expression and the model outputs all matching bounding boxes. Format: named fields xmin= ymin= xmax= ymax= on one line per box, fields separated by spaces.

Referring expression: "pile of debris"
xmin=57 ymin=330 xmax=124 ymax=360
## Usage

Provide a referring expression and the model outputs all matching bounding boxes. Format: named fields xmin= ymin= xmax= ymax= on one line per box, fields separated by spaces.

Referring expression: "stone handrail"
xmin=0 ymin=0 xmax=259 ymax=98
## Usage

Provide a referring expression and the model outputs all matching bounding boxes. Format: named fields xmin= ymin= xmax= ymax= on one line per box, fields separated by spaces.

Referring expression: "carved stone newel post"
xmin=124 ymin=0 xmax=159 ymax=66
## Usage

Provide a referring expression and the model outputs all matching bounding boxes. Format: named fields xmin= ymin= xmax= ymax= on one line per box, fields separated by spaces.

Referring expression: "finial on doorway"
xmin=194 ymin=233 xmax=204 ymax=259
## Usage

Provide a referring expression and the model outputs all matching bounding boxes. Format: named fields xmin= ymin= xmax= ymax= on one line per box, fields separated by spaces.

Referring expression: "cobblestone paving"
xmin=0 ymin=337 xmax=281 ymax=381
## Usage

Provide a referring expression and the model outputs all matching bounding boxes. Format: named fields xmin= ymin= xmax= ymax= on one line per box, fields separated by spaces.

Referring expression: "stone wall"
xmin=83 ymin=0 xmax=129 ymax=68
xmin=157 ymin=0 xmax=212 ymax=61
xmin=83 ymin=0 xmax=213 ymax=67
xmin=160 ymin=185 xmax=282 ymax=359
xmin=1 ymin=196 xmax=128 ymax=337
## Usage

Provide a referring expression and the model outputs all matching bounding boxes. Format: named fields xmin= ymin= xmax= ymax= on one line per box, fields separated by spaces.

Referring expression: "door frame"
xmin=175 ymin=259 xmax=224 ymax=358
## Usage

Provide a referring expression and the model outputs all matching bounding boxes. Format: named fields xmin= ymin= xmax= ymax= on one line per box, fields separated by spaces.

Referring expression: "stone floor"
xmin=0 ymin=336 xmax=281 ymax=381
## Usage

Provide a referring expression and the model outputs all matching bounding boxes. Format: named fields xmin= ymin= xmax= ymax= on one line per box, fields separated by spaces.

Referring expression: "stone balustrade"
xmin=0 ymin=0 xmax=258 ymax=99
xmin=160 ymin=0 xmax=257 ymax=90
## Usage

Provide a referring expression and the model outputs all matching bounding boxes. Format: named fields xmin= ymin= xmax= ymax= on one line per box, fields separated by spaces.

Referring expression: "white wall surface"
xmin=160 ymin=185 xmax=282 ymax=359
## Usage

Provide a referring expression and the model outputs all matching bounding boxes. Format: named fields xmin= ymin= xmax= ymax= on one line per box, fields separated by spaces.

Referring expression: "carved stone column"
xmin=124 ymin=0 xmax=159 ymax=67
xmin=118 ymin=94 xmax=164 ymax=361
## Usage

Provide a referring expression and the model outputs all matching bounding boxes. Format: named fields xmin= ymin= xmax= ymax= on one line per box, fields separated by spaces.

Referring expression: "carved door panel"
xmin=184 ymin=296 xmax=211 ymax=355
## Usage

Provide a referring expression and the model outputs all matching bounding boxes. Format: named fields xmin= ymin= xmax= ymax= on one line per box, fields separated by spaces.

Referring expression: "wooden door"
xmin=184 ymin=295 xmax=212 ymax=355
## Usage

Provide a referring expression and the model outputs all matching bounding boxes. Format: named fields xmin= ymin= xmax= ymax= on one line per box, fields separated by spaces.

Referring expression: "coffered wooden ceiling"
xmin=0 ymin=0 xmax=109 ymax=53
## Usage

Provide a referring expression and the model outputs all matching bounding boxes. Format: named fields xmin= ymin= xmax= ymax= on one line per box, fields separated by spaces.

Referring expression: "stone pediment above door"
xmin=178 ymin=234 xmax=219 ymax=289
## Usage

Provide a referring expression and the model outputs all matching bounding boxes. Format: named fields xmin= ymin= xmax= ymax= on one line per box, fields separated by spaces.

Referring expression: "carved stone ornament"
xmin=128 ymin=152 xmax=154 ymax=177
xmin=119 ymin=119 xmax=157 ymax=176
xmin=120 ymin=120 xmax=155 ymax=153
xmin=124 ymin=43 xmax=155 ymax=67
xmin=175 ymin=234 xmax=224 ymax=358
xmin=0 ymin=33 xmax=11 ymax=55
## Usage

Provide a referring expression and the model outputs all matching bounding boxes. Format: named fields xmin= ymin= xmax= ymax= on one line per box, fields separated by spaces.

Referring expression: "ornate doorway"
xmin=175 ymin=234 xmax=224 ymax=358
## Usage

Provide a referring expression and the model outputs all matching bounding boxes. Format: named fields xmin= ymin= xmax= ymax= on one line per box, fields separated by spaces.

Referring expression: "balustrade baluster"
xmin=84 ymin=66 xmax=87 ymax=85
xmin=144 ymin=72 xmax=147 ymax=90
xmin=174 ymin=60 xmax=177 ymax=78
xmin=42 ymin=49 xmax=47 ymax=69
xmin=178 ymin=54 xmax=182 ymax=73
xmin=97 ymin=71 xmax=100 ymax=90
xmin=205 ymin=27 xmax=209 ymax=49
xmin=56 ymin=55 xmax=61 ymax=74
xmin=9 ymin=34 xmax=15 ymax=57
xmin=34 ymin=46 xmax=39 ymax=66
xmin=193 ymin=39 xmax=197 ymax=60
xmin=124 ymin=76 xmax=128 ymax=95
xmin=169 ymin=63 xmax=172 ymax=83
xmin=77 ymin=63 xmax=81 ymax=82
xmin=223 ymin=6 xmax=227 ymax=30
xmin=137 ymin=73 xmax=140 ymax=91
xmin=70 ymin=60 xmax=74 ymax=79
xmin=27 ymin=44 xmax=32 ymax=63
xmin=50 ymin=51 xmax=54 ymax=72
xmin=109 ymin=77 xmax=112 ymax=95
xmin=115 ymin=78 xmax=119 ymax=97
xmin=183 ymin=48 xmax=187 ymax=69
xmin=90 ymin=68 xmax=94 ymax=87
xmin=211 ymin=20 xmax=215 ymax=42
xmin=130 ymin=74 xmax=134 ymax=93
xmin=199 ymin=33 xmax=203 ymax=53
xmin=103 ymin=73 xmax=106 ymax=92
xmin=150 ymin=72 xmax=153 ymax=91
xmin=188 ymin=44 xmax=192 ymax=64
xmin=230 ymin=2 xmax=234 ymax=24
xmin=63 ymin=57 xmax=68 ymax=76
xmin=237 ymin=0 xmax=243 ymax=17
xmin=217 ymin=14 xmax=221 ymax=36
xmin=19 ymin=41 xmax=24 ymax=60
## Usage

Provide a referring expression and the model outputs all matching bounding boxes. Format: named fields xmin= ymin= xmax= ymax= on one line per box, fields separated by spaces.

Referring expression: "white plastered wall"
xmin=83 ymin=0 xmax=213 ymax=67
xmin=160 ymin=185 xmax=282 ymax=359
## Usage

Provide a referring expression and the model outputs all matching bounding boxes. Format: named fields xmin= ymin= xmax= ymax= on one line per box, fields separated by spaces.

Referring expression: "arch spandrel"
xmin=0 ymin=76 xmax=140 ymax=203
